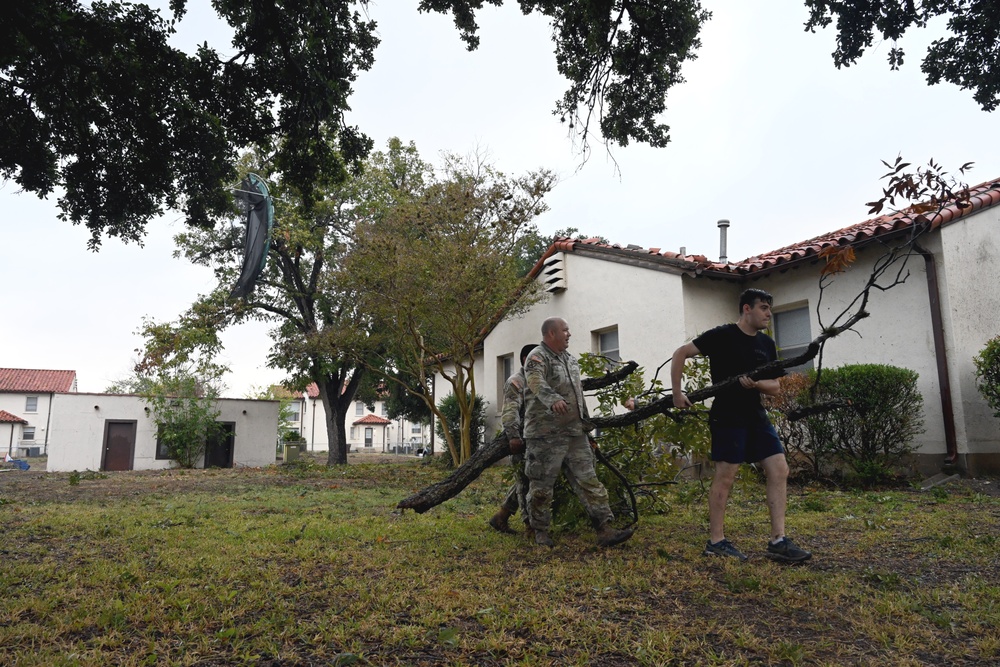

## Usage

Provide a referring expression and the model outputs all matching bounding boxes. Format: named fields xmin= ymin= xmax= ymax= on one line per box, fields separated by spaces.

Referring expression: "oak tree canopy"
xmin=2 ymin=0 xmax=708 ymax=247
xmin=7 ymin=2 xmax=995 ymax=250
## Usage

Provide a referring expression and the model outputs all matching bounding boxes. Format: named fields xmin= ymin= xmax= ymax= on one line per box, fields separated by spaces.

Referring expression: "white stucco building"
xmin=472 ymin=178 xmax=1000 ymax=475
xmin=44 ymin=393 xmax=280 ymax=472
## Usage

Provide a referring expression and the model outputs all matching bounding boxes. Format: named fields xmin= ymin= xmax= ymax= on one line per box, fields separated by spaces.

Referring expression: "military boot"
xmin=596 ymin=523 xmax=635 ymax=548
xmin=488 ymin=507 xmax=516 ymax=534
xmin=534 ymin=530 xmax=555 ymax=547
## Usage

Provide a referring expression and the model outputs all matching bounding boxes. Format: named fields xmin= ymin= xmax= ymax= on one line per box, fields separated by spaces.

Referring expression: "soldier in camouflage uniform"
xmin=489 ymin=344 xmax=538 ymax=536
xmin=523 ymin=317 xmax=635 ymax=548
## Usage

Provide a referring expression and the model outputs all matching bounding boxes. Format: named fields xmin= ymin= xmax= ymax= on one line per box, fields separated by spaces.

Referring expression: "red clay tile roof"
xmin=533 ymin=177 xmax=1000 ymax=280
xmin=700 ymin=177 xmax=1000 ymax=277
xmin=353 ymin=414 xmax=392 ymax=425
xmin=0 ymin=410 xmax=28 ymax=424
xmin=0 ymin=368 xmax=77 ymax=393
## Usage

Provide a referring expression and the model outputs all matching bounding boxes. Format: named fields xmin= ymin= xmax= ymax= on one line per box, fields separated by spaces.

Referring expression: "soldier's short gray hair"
xmin=541 ymin=317 xmax=565 ymax=336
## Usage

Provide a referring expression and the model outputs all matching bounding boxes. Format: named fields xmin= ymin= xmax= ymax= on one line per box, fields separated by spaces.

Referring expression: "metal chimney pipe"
xmin=679 ymin=246 xmax=686 ymax=256
xmin=717 ymin=219 xmax=730 ymax=263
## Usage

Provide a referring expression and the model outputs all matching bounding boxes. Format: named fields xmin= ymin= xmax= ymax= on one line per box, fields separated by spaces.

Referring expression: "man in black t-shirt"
xmin=671 ymin=288 xmax=811 ymax=563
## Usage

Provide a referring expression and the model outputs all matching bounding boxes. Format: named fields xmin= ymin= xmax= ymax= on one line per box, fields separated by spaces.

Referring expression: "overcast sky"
xmin=3 ymin=0 xmax=999 ymax=396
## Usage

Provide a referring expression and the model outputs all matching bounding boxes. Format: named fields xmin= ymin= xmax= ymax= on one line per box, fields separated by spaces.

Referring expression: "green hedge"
xmin=974 ymin=335 xmax=1000 ymax=420
xmin=805 ymin=363 xmax=924 ymax=484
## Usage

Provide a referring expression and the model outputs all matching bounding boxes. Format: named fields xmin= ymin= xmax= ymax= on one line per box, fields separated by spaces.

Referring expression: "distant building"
xmin=299 ymin=383 xmax=430 ymax=455
xmin=0 ymin=368 xmax=77 ymax=457
xmin=45 ymin=392 xmax=279 ymax=472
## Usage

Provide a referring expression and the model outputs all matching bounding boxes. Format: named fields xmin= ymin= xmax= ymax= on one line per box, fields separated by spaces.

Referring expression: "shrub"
xmin=974 ymin=335 xmax=1000 ymax=420
xmin=435 ymin=392 xmax=487 ymax=467
xmin=765 ymin=372 xmax=828 ymax=478
xmin=807 ymin=364 xmax=924 ymax=485
xmin=144 ymin=371 xmax=224 ymax=469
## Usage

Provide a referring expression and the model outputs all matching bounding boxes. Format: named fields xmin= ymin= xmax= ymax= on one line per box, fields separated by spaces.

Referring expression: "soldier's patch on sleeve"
xmin=511 ymin=377 xmax=523 ymax=390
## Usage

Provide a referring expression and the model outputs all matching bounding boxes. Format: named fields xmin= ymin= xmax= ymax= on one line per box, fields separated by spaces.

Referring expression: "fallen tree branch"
xmin=397 ymin=309 xmax=868 ymax=513
xmin=583 ymin=360 xmax=638 ymax=389
xmin=786 ymin=399 xmax=853 ymax=422
xmin=594 ymin=446 xmax=638 ymax=526
xmin=397 ymin=432 xmax=511 ymax=513
xmin=591 ymin=310 xmax=867 ymax=430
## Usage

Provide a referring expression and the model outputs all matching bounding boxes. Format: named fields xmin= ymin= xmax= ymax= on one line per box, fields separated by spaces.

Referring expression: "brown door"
xmin=102 ymin=421 xmax=136 ymax=471
xmin=205 ymin=422 xmax=235 ymax=468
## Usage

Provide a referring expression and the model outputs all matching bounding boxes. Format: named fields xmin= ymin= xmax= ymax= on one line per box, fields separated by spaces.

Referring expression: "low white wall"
xmin=47 ymin=393 xmax=279 ymax=472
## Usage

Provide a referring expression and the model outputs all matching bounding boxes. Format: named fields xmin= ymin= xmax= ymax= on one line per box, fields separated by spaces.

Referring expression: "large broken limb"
xmin=590 ymin=313 xmax=866 ymax=430
xmin=397 ymin=314 xmax=864 ymax=513
xmin=396 ymin=364 xmax=636 ymax=514
xmin=397 ymin=432 xmax=513 ymax=513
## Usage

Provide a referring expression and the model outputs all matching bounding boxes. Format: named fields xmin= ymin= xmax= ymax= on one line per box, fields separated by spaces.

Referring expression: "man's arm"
xmin=738 ymin=376 xmax=780 ymax=396
xmin=671 ymin=342 xmax=701 ymax=408
xmin=525 ymin=352 xmax=566 ymax=412
xmin=500 ymin=375 xmax=526 ymax=453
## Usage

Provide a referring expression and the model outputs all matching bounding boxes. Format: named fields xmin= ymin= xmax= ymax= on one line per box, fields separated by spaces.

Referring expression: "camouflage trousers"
xmin=500 ymin=453 xmax=530 ymax=526
xmin=524 ymin=434 xmax=613 ymax=531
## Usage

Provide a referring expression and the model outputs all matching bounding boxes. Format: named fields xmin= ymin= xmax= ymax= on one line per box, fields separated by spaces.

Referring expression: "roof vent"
xmin=541 ymin=252 xmax=567 ymax=292
xmin=717 ymin=219 xmax=730 ymax=264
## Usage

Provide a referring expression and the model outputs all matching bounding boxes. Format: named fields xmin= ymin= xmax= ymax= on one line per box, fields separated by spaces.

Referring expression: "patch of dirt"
xmin=0 ymin=453 xmax=427 ymax=503
xmin=957 ymin=477 xmax=1000 ymax=497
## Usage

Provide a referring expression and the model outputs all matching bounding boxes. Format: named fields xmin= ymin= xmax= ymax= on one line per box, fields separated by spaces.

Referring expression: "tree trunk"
xmin=319 ymin=367 xmax=366 ymax=466
xmin=319 ymin=383 xmax=348 ymax=465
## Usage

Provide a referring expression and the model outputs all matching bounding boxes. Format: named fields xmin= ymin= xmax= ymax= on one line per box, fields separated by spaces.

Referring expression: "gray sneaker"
xmin=766 ymin=537 xmax=812 ymax=563
xmin=703 ymin=539 xmax=748 ymax=562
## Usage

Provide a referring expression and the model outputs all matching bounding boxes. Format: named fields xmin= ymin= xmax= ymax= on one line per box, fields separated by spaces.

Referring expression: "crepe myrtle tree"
xmin=343 ymin=149 xmax=553 ymax=466
xmin=974 ymin=335 xmax=1000 ymax=421
xmin=111 ymin=364 xmax=225 ymax=469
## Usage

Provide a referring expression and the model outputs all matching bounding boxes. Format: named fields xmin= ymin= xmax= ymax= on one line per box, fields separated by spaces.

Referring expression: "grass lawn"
xmin=1 ymin=458 xmax=999 ymax=666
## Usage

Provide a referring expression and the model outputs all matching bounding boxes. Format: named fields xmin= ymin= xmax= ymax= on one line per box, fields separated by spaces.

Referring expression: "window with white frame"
xmin=355 ymin=401 xmax=364 ymax=416
xmin=22 ymin=426 xmax=35 ymax=442
xmin=596 ymin=327 xmax=620 ymax=364
xmin=287 ymin=404 xmax=301 ymax=422
xmin=350 ymin=426 xmax=358 ymax=439
xmin=380 ymin=401 xmax=388 ymax=416
xmin=773 ymin=306 xmax=813 ymax=372
xmin=497 ymin=354 xmax=514 ymax=411
xmin=411 ymin=423 xmax=422 ymax=434
xmin=500 ymin=354 xmax=514 ymax=381
xmin=25 ymin=396 xmax=38 ymax=413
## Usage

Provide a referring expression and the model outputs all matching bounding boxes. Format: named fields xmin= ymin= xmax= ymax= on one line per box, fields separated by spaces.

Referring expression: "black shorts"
xmin=709 ymin=416 xmax=784 ymax=464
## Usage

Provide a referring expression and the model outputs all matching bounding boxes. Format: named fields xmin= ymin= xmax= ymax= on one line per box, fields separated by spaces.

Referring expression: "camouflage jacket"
xmin=500 ymin=368 xmax=526 ymax=441
xmin=523 ymin=342 xmax=592 ymax=438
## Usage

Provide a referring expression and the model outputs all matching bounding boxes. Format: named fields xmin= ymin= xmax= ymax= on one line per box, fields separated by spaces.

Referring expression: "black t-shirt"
xmin=692 ymin=323 xmax=785 ymax=424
